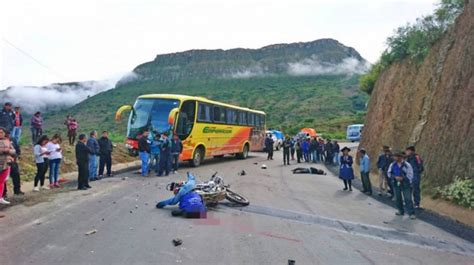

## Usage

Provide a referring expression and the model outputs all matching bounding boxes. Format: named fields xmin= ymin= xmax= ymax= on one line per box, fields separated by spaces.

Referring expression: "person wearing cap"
xmin=405 ymin=146 xmax=424 ymax=208
xmin=0 ymin=103 xmax=15 ymax=135
xmin=86 ymin=130 xmax=100 ymax=181
xmin=359 ymin=148 xmax=372 ymax=195
xmin=339 ymin=146 xmax=354 ymax=191
xmin=377 ymin=145 xmax=393 ymax=197
xmin=388 ymin=151 xmax=416 ymax=219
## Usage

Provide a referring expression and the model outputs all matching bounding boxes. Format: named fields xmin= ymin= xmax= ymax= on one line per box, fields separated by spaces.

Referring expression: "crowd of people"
xmin=265 ymin=134 xmax=340 ymax=166
xmin=0 ymin=102 xmax=116 ymax=204
xmin=338 ymin=145 xmax=424 ymax=220
xmin=138 ymin=129 xmax=183 ymax=177
xmin=265 ymin=132 xmax=424 ymax=220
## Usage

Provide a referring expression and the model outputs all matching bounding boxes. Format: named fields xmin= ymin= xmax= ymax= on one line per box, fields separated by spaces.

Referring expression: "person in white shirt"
xmin=33 ymin=135 xmax=51 ymax=191
xmin=46 ymin=134 xmax=63 ymax=188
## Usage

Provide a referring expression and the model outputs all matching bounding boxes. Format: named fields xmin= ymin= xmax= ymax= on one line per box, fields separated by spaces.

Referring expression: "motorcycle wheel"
xmin=225 ymin=189 xmax=250 ymax=206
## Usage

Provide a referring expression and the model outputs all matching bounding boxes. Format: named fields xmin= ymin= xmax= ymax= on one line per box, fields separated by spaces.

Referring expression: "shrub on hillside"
xmin=435 ymin=177 xmax=474 ymax=209
xmin=359 ymin=0 xmax=465 ymax=95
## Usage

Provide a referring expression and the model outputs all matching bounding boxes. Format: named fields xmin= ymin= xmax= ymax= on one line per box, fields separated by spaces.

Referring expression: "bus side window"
xmin=248 ymin=113 xmax=255 ymax=126
xmin=213 ymin=106 xmax=226 ymax=123
xmin=255 ymin=115 xmax=261 ymax=130
xmin=239 ymin=111 xmax=247 ymax=125
xmin=198 ymin=103 xmax=211 ymax=122
xmin=227 ymin=109 xmax=237 ymax=124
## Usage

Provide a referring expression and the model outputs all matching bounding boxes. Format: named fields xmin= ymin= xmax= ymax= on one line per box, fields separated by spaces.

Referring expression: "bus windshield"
xmin=128 ymin=98 xmax=180 ymax=138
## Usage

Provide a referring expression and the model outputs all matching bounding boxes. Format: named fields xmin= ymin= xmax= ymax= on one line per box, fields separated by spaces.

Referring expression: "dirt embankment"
xmin=361 ymin=0 xmax=474 ymax=190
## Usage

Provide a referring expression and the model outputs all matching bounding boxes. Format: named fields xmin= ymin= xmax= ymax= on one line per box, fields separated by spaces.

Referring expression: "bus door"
xmin=175 ymin=100 xmax=196 ymax=159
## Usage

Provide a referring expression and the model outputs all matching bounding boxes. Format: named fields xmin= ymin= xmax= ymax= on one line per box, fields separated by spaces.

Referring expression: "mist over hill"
xmin=119 ymin=38 xmax=369 ymax=84
xmin=0 ymin=80 xmax=115 ymax=114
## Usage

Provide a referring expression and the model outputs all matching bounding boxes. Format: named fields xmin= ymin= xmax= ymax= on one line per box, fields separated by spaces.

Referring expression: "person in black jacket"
xmin=76 ymin=134 xmax=91 ymax=190
xmin=98 ymin=131 xmax=113 ymax=178
xmin=0 ymin=103 xmax=15 ymax=135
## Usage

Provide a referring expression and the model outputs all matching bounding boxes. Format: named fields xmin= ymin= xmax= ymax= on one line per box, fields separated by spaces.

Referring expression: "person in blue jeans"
xmin=405 ymin=146 xmax=424 ymax=208
xmin=150 ymin=134 xmax=162 ymax=174
xmin=87 ymin=131 xmax=100 ymax=181
xmin=138 ymin=130 xmax=151 ymax=177
xmin=388 ymin=151 xmax=416 ymax=219
xmin=45 ymin=134 xmax=63 ymax=188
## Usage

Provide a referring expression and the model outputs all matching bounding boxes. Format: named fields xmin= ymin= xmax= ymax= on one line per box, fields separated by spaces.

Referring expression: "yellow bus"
xmin=115 ymin=94 xmax=266 ymax=166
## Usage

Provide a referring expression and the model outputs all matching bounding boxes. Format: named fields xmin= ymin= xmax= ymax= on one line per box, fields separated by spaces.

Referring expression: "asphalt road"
xmin=1 ymin=151 xmax=473 ymax=265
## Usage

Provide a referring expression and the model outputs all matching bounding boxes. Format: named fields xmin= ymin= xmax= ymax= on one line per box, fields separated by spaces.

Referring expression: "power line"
xmin=2 ymin=37 xmax=68 ymax=80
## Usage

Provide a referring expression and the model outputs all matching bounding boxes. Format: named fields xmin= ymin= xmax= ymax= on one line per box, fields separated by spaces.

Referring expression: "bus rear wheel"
xmin=236 ymin=144 xmax=249 ymax=160
xmin=191 ymin=147 xmax=204 ymax=167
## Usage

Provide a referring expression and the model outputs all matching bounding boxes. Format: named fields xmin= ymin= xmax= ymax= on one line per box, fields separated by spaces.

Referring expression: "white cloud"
xmin=227 ymin=65 xmax=267 ymax=79
xmin=287 ymin=57 xmax=370 ymax=76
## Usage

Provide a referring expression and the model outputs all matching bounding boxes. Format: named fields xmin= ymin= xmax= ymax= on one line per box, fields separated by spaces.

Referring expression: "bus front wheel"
xmin=236 ymin=144 xmax=249 ymax=160
xmin=191 ymin=147 xmax=204 ymax=167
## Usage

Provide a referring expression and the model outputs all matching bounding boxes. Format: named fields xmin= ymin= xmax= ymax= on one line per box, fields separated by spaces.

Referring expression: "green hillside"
xmin=44 ymin=39 xmax=369 ymax=140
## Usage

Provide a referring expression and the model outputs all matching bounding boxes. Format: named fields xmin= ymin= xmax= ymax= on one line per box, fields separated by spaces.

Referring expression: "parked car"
xmin=346 ymin=124 xmax=364 ymax=142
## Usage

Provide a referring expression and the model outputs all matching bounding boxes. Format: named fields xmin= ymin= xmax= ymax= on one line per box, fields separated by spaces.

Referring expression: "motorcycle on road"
xmin=166 ymin=172 xmax=250 ymax=206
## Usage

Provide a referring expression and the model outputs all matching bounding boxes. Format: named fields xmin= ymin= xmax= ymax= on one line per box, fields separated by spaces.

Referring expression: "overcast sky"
xmin=1 ymin=0 xmax=439 ymax=89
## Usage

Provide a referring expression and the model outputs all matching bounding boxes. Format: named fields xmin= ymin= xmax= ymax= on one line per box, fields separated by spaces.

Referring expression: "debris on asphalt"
xmin=288 ymin=259 xmax=296 ymax=265
xmin=153 ymin=228 xmax=157 ymax=231
xmin=129 ymin=227 xmax=134 ymax=230
xmin=101 ymin=218 xmax=105 ymax=221
xmin=113 ymin=201 xmax=116 ymax=204
xmin=135 ymin=205 xmax=139 ymax=209
xmin=145 ymin=202 xmax=149 ymax=206
xmin=130 ymin=210 xmax=133 ymax=214
xmin=261 ymin=164 xmax=267 ymax=169
xmin=35 ymin=222 xmax=42 ymax=225
xmin=172 ymin=238 xmax=183 ymax=246
xmin=85 ymin=229 xmax=97 ymax=235
xmin=122 ymin=177 xmax=128 ymax=180
xmin=238 ymin=170 xmax=246 ymax=176
xmin=253 ymin=162 xmax=258 ymax=165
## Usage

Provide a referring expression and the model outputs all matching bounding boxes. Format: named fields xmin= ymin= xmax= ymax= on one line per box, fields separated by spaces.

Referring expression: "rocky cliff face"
xmin=360 ymin=0 xmax=473 ymax=187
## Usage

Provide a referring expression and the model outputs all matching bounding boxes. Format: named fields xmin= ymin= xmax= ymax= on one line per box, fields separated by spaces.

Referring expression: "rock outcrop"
xmin=360 ymin=0 xmax=473 ymax=187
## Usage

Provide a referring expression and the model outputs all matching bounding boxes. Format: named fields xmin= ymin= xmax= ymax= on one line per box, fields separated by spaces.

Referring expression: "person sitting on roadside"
xmin=156 ymin=172 xmax=206 ymax=218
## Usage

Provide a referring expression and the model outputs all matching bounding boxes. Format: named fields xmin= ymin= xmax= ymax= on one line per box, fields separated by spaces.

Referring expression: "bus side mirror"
xmin=168 ymin=108 xmax=179 ymax=127
xmin=115 ymin=105 xmax=133 ymax=121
